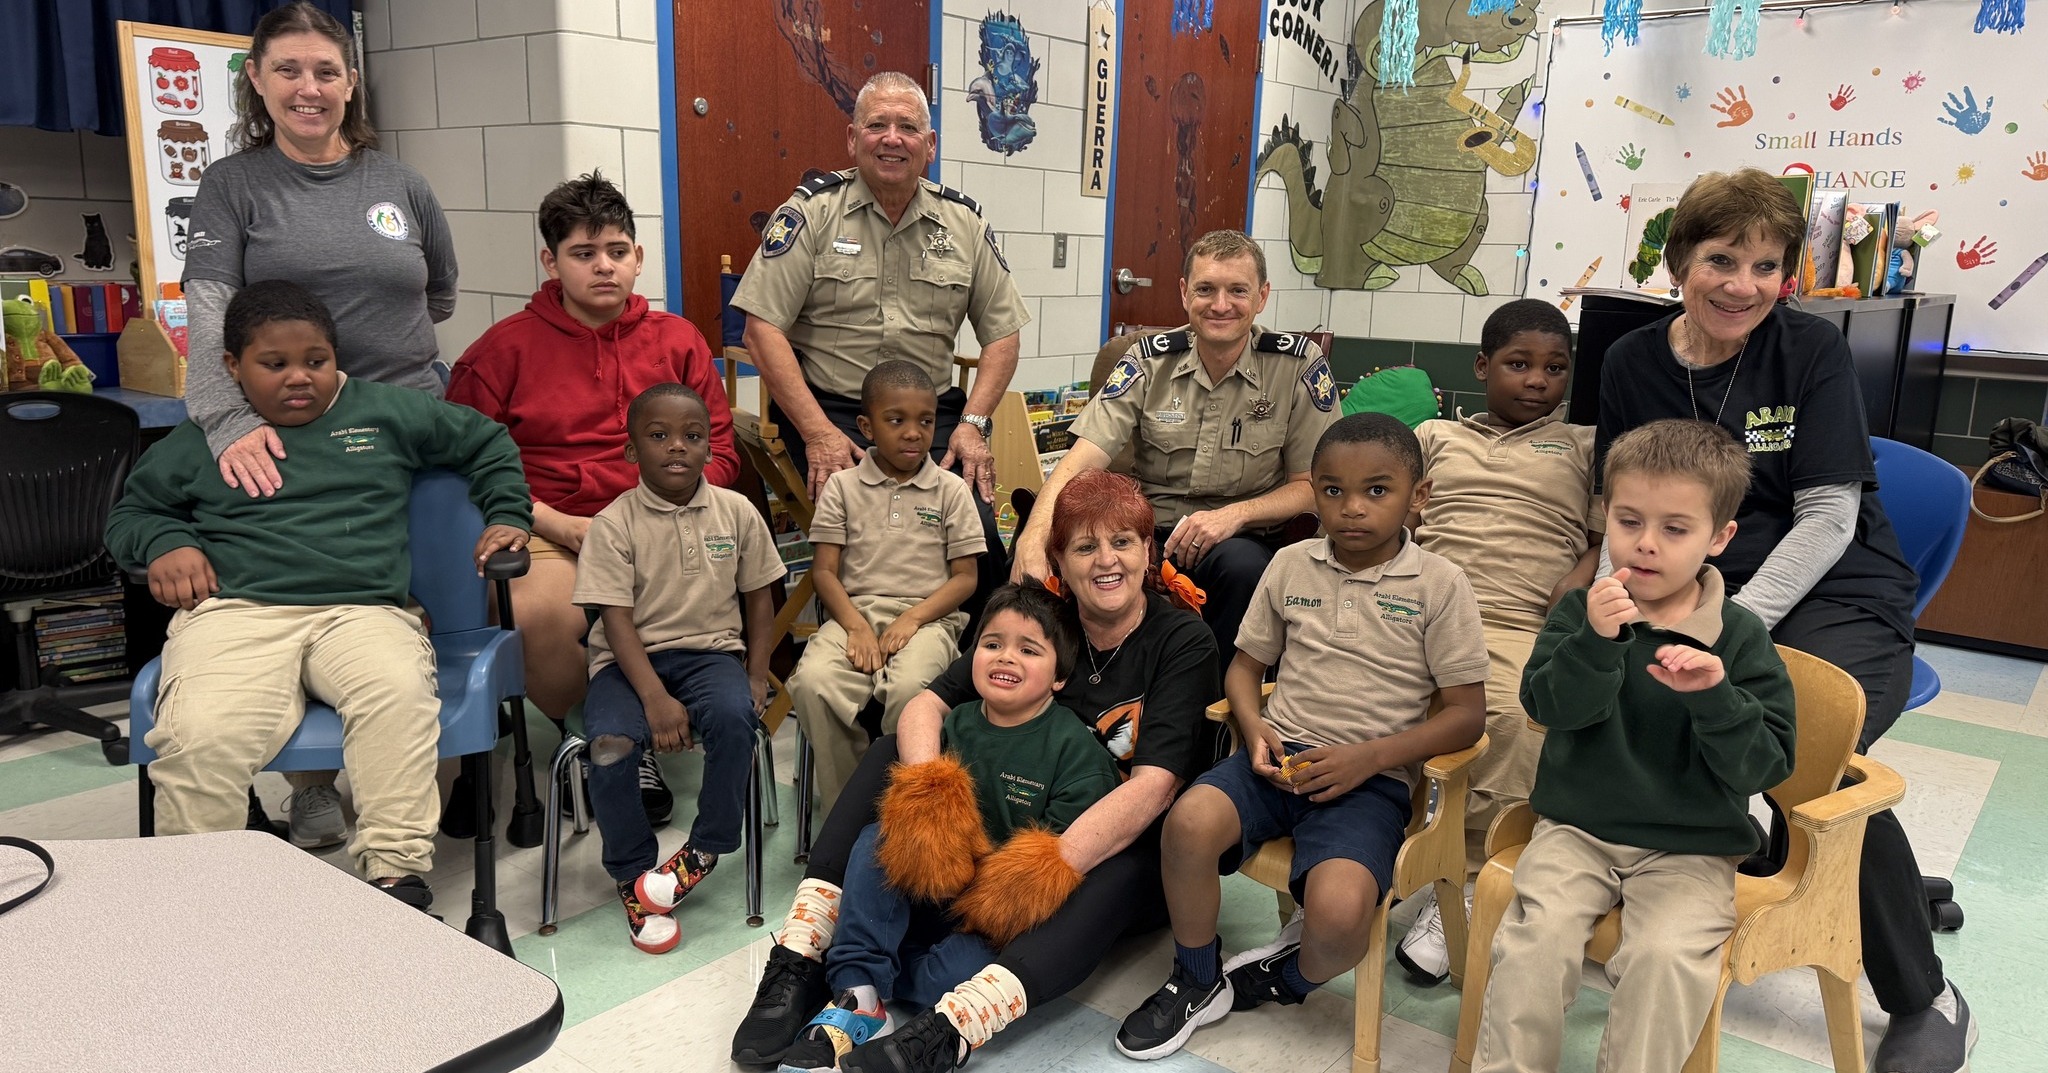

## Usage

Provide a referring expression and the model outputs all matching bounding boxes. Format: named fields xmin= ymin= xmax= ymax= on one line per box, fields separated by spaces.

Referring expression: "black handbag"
xmin=1971 ymin=417 xmax=2048 ymax=523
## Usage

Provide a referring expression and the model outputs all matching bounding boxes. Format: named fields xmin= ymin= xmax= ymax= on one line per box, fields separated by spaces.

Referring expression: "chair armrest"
xmin=1203 ymin=683 xmax=1275 ymax=725
xmin=1424 ymin=735 xmax=1489 ymax=780
xmin=1484 ymin=801 xmax=1537 ymax=859
xmin=1788 ymin=754 xmax=1905 ymax=832
xmin=125 ymin=566 xmax=149 ymax=586
xmin=484 ymin=548 xmax=531 ymax=583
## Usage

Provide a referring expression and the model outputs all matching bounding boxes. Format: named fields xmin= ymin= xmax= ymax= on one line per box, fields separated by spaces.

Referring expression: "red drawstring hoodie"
xmin=448 ymin=279 xmax=740 ymax=517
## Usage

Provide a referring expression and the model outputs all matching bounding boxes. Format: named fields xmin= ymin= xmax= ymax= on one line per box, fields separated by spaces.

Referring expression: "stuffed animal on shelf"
xmin=4 ymin=297 xmax=40 ymax=390
xmin=1888 ymin=209 xmax=1941 ymax=293
xmin=3 ymin=297 xmax=93 ymax=392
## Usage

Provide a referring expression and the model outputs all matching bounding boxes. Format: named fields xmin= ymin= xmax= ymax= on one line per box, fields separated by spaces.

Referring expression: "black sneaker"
xmin=842 ymin=1009 xmax=967 ymax=1072
xmin=1115 ymin=962 xmax=1233 ymax=1060
xmin=372 ymin=875 xmax=434 ymax=912
xmin=640 ymin=751 xmax=674 ymax=826
xmin=1224 ymin=945 xmax=1307 ymax=1011
xmin=778 ymin=989 xmax=892 ymax=1072
xmin=1871 ymin=982 xmax=1978 ymax=1073
xmin=732 ymin=944 xmax=833 ymax=1065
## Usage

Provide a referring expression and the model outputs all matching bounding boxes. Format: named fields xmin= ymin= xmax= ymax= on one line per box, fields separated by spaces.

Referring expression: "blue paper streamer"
xmin=1602 ymin=0 xmax=1643 ymax=53
xmin=1377 ymin=0 xmax=1420 ymax=88
xmin=1975 ymin=0 xmax=2027 ymax=32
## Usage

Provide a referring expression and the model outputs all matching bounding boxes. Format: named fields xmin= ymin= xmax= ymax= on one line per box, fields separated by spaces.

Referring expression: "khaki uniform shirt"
xmin=1236 ymin=535 xmax=1489 ymax=788
xmin=1069 ymin=325 xmax=1338 ymax=525
xmin=810 ymin=454 xmax=984 ymax=599
xmin=1415 ymin=410 xmax=1603 ymax=633
xmin=574 ymin=481 xmax=786 ymax=673
xmin=729 ymin=170 xmax=1030 ymax=398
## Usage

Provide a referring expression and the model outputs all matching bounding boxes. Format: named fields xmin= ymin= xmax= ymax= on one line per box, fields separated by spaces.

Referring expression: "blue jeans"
xmin=584 ymin=648 xmax=753 ymax=882
xmin=825 ymin=823 xmax=996 ymax=1005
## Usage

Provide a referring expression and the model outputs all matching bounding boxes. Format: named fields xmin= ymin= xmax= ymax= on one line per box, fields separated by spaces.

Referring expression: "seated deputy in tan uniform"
xmin=731 ymin=70 xmax=1028 ymax=590
xmin=1012 ymin=229 xmax=1339 ymax=656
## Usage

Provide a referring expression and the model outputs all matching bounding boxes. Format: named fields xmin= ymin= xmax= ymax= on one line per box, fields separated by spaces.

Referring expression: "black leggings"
xmin=1771 ymin=598 xmax=1945 ymax=1016
xmin=805 ymin=735 xmax=1173 ymax=1004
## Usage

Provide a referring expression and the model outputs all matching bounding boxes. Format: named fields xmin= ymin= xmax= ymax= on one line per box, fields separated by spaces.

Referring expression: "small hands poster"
xmin=1524 ymin=0 xmax=2045 ymax=357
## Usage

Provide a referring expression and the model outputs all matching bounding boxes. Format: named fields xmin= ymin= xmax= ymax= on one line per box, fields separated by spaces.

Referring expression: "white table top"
xmin=1 ymin=830 xmax=561 ymax=1073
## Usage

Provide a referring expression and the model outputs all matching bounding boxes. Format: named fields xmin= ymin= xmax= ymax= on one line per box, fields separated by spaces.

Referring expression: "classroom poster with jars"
xmin=117 ymin=22 xmax=252 ymax=301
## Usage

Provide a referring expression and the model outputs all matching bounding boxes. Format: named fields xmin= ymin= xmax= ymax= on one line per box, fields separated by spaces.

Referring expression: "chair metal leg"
xmin=463 ymin=751 xmax=512 ymax=956
xmin=504 ymin=696 xmax=542 ymax=849
xmin=138 ymin=764 xmax=154 ymax=837
xmin=539 ymin=735 xmax=587 ymax=936
xmin=743 ymin=723 xmax=766 ymax=927
xmin=794 ymin=732 xmax=815 ymax=865
xmin=760 ymin=728 xmax=780 ymax=828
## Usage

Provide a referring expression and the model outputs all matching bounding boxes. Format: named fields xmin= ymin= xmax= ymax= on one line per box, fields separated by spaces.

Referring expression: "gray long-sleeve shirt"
xmin=182 ymin=144 xmax=457 ymax=456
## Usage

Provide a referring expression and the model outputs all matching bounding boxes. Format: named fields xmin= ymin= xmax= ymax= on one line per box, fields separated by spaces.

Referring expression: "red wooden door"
xmin=672 ymin=1 xmax=932 ymax=345
xmin=1106 ymin=0 xmax=1263 ymax=332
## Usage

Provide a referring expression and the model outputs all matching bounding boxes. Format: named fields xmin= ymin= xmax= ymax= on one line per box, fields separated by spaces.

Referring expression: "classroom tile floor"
xmin=4 ymin=641 xmax=2040 ymax=1072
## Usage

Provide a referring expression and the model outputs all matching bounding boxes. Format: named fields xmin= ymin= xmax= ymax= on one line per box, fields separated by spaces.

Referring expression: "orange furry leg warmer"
xmin=878 ymin=754 xmax=991 ymax=903
xmin=952 ymin=828 xmax=1084 ymax=950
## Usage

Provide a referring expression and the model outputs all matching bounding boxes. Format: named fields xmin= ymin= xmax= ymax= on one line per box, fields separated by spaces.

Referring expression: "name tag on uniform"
xmin=1154 ymin=410 xmax=1187 ymax=425
xmin=832 ymin=237 xmax=862 ymax=256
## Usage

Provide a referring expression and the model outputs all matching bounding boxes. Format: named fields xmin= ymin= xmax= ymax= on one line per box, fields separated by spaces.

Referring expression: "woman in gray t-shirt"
xmin=182 ymin=2 xmax=457 ymax=497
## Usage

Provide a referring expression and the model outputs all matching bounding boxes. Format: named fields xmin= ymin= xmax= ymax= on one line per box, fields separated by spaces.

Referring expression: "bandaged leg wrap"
xmin=776 ymin=878 xmax=842 ymax=959
xmin=936 ymin=964 xmax=1029 ymax=1049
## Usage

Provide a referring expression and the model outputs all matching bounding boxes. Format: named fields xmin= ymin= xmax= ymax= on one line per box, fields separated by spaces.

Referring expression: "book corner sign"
xmin=1082 ymin=2 xmax=1116 ymax=199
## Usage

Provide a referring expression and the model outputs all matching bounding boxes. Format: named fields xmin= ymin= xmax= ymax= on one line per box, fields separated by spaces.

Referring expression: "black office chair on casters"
xmin=0 ymin=392 xmax=138 ymax=765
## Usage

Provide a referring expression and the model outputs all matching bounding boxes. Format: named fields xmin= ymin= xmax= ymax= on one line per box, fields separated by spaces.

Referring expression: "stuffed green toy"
xmin=4 ymin=297 xmax=40 ymax=390
xmin=4 ymin=297 xmax=93 ymax=393
xmin=1339 ymin=365 xmax=1439 ymax=428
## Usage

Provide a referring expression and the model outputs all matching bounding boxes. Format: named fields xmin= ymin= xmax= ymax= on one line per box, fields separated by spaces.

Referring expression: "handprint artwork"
xmin=1939 ymin=87 xmax=1995 ymax=134
xmin=1958 ymin=237 xmax=1998 ymax=270
xmin=1711 ymin=85 xmax=1753 ymax=128
xmin=2024 ymin=152 xmax=2048 ymax=181
xmin=1616 ymin=143 xmax=1646 ymax=170
xmin=1828 ymin=84 xmax=1856 ymax=110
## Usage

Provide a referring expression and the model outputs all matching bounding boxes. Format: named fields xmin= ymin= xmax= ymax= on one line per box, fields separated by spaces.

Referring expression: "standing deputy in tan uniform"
xmin=1012 ymin=229 xmax=1339 ymax=656
xmin=732 ymin=71 xmax=1028 ymax=591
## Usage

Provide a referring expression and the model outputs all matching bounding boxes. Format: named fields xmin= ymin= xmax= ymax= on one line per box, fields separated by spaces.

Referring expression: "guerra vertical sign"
xmin=1082 ymin=1 xmax=1116 ymax=199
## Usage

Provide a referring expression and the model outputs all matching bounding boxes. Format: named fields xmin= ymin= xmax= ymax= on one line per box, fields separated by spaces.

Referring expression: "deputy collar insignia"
xmin=928 ymin=230 xmax=955 ymax=253
xmin=1255 ymin=331 xmax=1313 ymax=358
xmin=762 ymin=207 xmax=805 ymax=258
xmin=793 ymin=171 xmax=851 ymax=199
xmin=1142 ymin=330 xmax=1192 ymax=356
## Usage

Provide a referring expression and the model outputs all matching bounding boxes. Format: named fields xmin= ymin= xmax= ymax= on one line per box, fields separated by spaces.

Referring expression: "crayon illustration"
xmin=1988 ymin=252 xmax=2048 ymax=310
xmin=1614 ymin=96 xmax=1676 ymax=125
xmin=1560 ymin=256 xmax=1604 ymax=310
xmin=1574 ymin=143 xmax=1603 ymax=201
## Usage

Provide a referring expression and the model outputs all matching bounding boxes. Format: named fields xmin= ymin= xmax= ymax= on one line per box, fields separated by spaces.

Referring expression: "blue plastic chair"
xmin=1869 ymin=438 xmax=1972 ymax=710
xmin=128 ymin=469 xmax=536 ymax=954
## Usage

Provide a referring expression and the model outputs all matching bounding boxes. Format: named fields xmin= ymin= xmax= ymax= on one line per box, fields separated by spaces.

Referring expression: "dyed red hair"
xmin=1046 ymin=470 xmax=1155 ymax=577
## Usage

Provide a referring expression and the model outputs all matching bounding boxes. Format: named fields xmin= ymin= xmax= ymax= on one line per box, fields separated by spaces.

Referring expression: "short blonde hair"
xmin=1666 ymin=168 xmax=1804 ymax=284
xmin=1604 ymin=419 xmax=1753 ymax=527
xmin=1182 ymin=229 xmax=1267 ymax=285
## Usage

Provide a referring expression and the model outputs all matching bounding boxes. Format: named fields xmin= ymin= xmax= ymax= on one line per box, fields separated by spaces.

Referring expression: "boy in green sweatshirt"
xmin=1471 ymin=419 xmax=1796 ymax=1073
xmin=105 ymin=280 xmax=531 ymax=910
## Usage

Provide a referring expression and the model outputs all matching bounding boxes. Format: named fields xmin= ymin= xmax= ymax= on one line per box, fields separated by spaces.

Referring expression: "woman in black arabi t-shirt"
xmin=1594 ymin=168 xmax=1969 ymax=1072
xmin=729 ymin=469 xmax=1223 ymax=1068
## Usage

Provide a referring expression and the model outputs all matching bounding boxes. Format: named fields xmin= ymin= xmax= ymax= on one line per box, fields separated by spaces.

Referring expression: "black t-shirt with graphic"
xmin=926 ymin=591 xmax=1223 ymax=783
xmin=1595 ymin=306 xmax=1918 ymax=643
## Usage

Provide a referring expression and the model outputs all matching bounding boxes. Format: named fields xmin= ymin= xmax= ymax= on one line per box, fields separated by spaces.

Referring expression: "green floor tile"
xmin=0 ymin=740 xmax=134 ymax=813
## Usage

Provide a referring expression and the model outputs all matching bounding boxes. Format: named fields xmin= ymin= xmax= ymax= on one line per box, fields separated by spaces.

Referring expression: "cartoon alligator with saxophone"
xmin=1255 ymin=0 xmax=1539 ymax=293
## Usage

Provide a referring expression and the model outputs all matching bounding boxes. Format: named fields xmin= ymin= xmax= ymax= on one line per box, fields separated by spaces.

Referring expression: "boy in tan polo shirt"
xmin=1117 ymin=412 xmax=1487 ymax=1060
xmin=1398 ymin=298 xmax=1604 ymax=984
xmin=787 ymin=361 xmax=984 ymax=811
xmin=572 ymin=384 xmax=785 ymax=954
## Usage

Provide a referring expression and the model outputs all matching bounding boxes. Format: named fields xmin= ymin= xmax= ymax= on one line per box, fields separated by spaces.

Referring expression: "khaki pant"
xmin=145 ymin=599 xmax=442 ymax=881
xmin=787 ymin=594 xmax=965 ymax=812
xmin=1473 ymin=819 xmax=1737 ymax=1073
xmin=1465 ymin=623 xmax=1542 ymax=875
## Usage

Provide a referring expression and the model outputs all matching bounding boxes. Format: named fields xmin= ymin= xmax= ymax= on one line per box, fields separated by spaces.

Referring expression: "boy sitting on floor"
xmin=785 ymin=360 xmax=983 ymax=814
xmin=778 ymin=583 xmax=1118 ymax=1072
xmin=105 ymin=279 xmax=531 ymax=909
xmin=573 ymin=383 xmax=783 ymax=954
xmin=1471 ymin=419 xmax=1796 ymax=1073
xmin=1117 ymin=412 xmax=1488 ymax=1060
xmin=1397 ymin=298 xmax=1604 ymax=984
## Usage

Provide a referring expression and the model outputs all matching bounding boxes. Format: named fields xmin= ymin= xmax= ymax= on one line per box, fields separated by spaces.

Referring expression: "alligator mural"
xmin=1255 ymin=0 xmax=1541 ymax=294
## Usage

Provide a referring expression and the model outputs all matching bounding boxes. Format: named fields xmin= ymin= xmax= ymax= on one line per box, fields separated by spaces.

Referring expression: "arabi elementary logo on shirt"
xmin=331 ymin=426 xmax=381 ymax=454
xmin=1744 ymin=405 xmax=1797 ymax=454
xmin=366 ymin=202 xmax=409 ymax=241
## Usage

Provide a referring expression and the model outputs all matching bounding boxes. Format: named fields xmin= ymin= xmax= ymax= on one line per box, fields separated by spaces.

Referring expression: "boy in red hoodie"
xmin=450 ymin=170 xmax=739 ymax=818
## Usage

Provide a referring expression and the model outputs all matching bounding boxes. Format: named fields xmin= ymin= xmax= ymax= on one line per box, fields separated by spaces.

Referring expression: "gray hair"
xmin=854 ymin=71 xmax=931 ymax=131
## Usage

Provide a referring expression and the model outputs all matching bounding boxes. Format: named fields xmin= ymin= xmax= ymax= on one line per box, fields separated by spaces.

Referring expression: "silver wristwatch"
xmin=960 ymin=413 xmax=992 ymax=439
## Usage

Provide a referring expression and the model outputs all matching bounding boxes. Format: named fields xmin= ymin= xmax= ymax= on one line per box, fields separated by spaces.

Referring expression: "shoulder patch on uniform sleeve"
xmin=937 ymin=185 xmax=984 ymax=216
xmin=1254 ymin=331 xmax=1314 ymax=358
xmin=761 ymin=207 xmax=805 ymax=258
xmin=1141 ymin=330 xmax=1193 ymax=357
xmin=793 ymin=171 xmax=850 ymax=199
xmin=1301 ymin=355 xmax=1336 ymax=412
xmin=1099 ymin=353 xmax=1145 ymax=400
xmin=985 ymin=227 xmax=1009 ymax=272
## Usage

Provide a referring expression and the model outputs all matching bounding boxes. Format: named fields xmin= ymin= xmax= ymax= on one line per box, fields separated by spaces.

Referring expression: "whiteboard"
xmin=1525 ymin=0 xmax=2045 ymax=357
xmin=118 ymin=21 xmax=253 ymax=302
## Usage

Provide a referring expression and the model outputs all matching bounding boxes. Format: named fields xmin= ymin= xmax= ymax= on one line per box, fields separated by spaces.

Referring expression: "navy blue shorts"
xmin=1191 ymin=746 xmax=1412 ymax=902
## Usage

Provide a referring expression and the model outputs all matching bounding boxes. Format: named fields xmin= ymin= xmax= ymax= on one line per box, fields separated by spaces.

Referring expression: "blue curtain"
xmin=0 ymin=0 xmax=356 ymax=135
